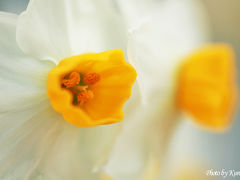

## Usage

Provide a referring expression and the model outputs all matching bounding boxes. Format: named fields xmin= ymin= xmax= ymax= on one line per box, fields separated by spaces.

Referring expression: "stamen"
xmin=75 ymin=85 xmax=88 ymax=91
xmin=84 ymin=73 xmax=100 ymax=85
xmin=77 ymin=90 xmax=94 ymax=104
xmin=61 ymin=71 xmax=100 ymax=106
xmin=62 ymin=71 xmax=80 ymax=88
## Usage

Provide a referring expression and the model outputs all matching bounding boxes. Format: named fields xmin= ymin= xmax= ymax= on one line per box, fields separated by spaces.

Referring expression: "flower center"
xmin=61 ymin=71 xmax=100 ymax=106
xmin=47 ymin=49 xmax=137 ymax=127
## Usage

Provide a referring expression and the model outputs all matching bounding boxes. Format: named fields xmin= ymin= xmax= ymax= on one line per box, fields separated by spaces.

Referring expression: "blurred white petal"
xmin=104 ymin=0 xmax=210 ymax=179
xmin=16 ymin=0 xmax=127 ymax=63
xmin=128 ymin=0 xmax=209 ymax=103
xmin=114 ymin=0 xmax=157 ymax=27
xmin=104 ymin=96 xmax=178 ymax=180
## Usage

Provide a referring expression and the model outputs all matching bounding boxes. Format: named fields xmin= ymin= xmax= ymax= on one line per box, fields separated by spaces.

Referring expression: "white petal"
xmin=17 ymin=0 xmax=127 ymax=63
xmin=0 ymin=15 xmax=55 ymax=111
xmin=26 ymin=123 xmax=121 ymax=180
xmin=127 ymin=0 xmax=209 ymax=103
xmin=0 ymin=103 xmax=63 ymax=179
xmin=1 ymin=98 xmax=121 ymax=179
xmin=0 ymin=11 xmax=61 ymax=179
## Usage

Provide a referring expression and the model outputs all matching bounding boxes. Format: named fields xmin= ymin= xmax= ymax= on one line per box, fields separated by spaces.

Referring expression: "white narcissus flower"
xmin=104 ymin=0 xmax=238 ymax=180
xmin=0 ymin=0 xmax=237 ymax=180
xmin=0 ymin=0 xmax=139 ymax=179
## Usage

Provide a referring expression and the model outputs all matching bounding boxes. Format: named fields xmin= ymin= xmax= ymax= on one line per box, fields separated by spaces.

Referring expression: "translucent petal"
xmin=104 ymin=97 xmax=178 ymax=180
xmin=127 ymin=0 xmax=209 ymax=103
xmin=104 ymin=0 xmax=210 ymax=179
xmin=28 ymin=124 xmax=121 ymax=180
xmin=114 ymin=0 xmax=157 ymax=27
xmin=17 ymin=0 xmax=127 ymax=63
xmin=0 ymin=103 xmax=63 ymax=179
xmin=0 ymin=12 xmax=55 ymax=111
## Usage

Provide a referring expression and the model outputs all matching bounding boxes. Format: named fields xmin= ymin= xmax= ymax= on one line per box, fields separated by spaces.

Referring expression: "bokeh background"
xmin=0 ymin=0 xmax=239 ymax=179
